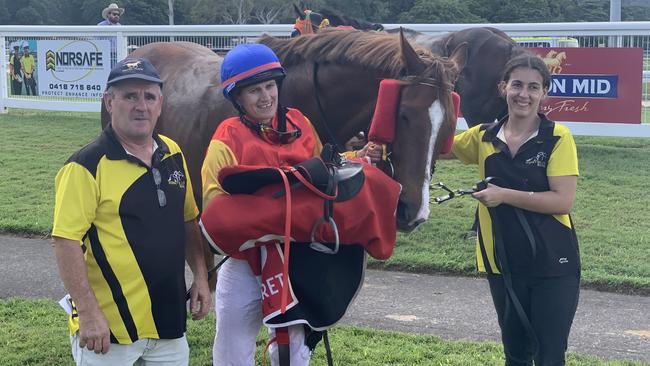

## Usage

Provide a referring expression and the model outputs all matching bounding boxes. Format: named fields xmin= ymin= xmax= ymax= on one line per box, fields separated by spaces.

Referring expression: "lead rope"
xmin=434 ymin=176 xmax=540 ymax=360
xmin=489 ymin=205 xmax=539 ymax=361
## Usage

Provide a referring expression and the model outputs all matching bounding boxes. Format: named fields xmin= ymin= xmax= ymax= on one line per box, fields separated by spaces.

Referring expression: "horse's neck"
xmin=316 ymin=65 xmax=382 ymax=142
xmin=284 ymin=63 xmax=382 ymax=144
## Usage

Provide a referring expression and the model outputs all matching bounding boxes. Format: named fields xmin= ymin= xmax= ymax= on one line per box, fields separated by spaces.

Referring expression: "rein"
xmin=312 ymin=62 xmax=346 ymax=152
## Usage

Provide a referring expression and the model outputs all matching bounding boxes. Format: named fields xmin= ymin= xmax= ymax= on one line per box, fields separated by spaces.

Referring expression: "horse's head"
xmin=261 ymin=29 xmax=466 ymax=232
xmin=391 ymin=31 xmax=467 ymax=232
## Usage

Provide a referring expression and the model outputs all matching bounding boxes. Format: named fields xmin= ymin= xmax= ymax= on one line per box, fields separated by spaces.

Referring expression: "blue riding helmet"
xmin=220 ymin=44 xmax=286 ymax=102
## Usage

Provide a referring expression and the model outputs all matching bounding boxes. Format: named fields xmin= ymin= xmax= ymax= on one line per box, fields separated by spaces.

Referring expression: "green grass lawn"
xmin=1 ymin=109 xmax=649 ymax=295
xmin=0 ymin=110 xmax=101 ymax=234
xmin=1 ymin=298 xmax=646 ymax=366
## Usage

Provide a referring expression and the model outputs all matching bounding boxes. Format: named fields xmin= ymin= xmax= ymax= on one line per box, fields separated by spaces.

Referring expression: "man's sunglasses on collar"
xmin=152 ymin=167 xmax=167 ymax=208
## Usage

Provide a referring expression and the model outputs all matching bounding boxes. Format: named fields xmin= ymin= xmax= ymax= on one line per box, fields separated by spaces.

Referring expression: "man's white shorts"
xmin=70 ymin=332 xmax=189 ymax=366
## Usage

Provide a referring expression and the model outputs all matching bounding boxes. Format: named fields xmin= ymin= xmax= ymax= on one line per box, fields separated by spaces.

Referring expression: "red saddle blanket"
xmin=199 ymin=161 xmax=401 ymax=261
xmin=199 ymin=161 xmax=401 ymax=326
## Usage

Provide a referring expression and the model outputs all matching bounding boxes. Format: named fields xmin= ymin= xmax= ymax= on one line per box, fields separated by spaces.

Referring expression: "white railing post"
xmin=116 ymin=32 xmax=128 ymax=62
xmin=0 ymin=35 xmax=8 ymax=114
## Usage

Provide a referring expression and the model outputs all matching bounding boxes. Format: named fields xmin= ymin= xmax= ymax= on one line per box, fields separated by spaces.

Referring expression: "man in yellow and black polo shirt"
xmin=20 ymin=45 xmax=36 ymax=95
xmin=52 ymin=57 xmax=210 ymax=365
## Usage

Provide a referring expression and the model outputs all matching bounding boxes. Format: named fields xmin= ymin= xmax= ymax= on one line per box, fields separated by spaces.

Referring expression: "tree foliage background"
xmin=0 ymin=0 xmax=649 ymax=25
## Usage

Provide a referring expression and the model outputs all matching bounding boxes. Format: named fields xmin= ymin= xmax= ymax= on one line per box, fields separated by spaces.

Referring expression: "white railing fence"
xmin=1 ymin=22 xmax=649 ymax=136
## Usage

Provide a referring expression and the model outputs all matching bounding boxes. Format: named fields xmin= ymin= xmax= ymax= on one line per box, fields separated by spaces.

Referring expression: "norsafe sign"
xmin=37 ymin=39 xmax=111 ymax=99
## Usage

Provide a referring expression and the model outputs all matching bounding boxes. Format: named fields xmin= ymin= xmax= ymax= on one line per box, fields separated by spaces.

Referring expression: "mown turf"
xmin=1 ymin=299 xmax=646 ymax=366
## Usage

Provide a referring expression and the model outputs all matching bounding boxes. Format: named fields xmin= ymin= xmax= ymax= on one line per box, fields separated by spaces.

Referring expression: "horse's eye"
xmin=398 ymin=111 xmax=410 ymax=125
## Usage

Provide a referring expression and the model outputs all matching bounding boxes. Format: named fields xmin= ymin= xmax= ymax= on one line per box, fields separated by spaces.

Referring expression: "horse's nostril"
xmin=396 ymin=200 xmax=426 ymax=232
xmin=396 ymin=200 xmax=412 ymax=223
xmin=409 ymin=218 xmax=425 ymax=230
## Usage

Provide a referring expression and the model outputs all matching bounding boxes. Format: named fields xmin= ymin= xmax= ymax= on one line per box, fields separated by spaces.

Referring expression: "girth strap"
xmin=276 ymin=327 xmax=291 ymax=366
xmin=263 ymin=327 xmax=291 ymax=366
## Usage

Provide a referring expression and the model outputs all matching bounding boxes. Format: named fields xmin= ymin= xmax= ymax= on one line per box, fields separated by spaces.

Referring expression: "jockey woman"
xmin=201 ymin=43 xmax=380 ymax=366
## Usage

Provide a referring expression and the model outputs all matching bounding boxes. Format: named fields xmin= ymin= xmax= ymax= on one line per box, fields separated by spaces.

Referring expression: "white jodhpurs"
xmin=213 ymin=258 xmax=311 ymax=366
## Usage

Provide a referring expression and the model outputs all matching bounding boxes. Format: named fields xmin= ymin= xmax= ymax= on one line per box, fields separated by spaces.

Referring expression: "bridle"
xmin=311 ymin=61 xmax=454 ymax=178
xmin=401 ymin=75 xmax=456 ymax=178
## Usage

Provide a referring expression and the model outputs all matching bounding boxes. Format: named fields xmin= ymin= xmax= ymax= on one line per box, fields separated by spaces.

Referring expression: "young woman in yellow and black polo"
xmin=447 ymin=53 xmax=580 ymax=366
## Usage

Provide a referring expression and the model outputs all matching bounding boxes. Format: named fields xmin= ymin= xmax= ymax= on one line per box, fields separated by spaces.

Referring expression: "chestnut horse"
xmin=101 ymin=28 xmax=466 ymax=275
xmin=293 ymin=8 xmax=525 ymax=127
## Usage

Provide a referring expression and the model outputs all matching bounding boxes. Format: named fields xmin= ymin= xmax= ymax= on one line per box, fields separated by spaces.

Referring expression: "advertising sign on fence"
xmin=7 ymin=40 xmax=38 ymax=96
xmin=36 ymin=39 xmax=111 ymax=99
xmin=529 ymin=47 xmax=643 ymax=124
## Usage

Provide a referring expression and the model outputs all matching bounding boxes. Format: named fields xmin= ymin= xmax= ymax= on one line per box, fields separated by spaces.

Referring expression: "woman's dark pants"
xmin=487 ymin=273 xmax=580 ymax=366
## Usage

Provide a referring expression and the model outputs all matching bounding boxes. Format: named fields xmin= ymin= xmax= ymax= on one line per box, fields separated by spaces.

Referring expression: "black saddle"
xmin=221 ymin=144 xmax=365 ymax=202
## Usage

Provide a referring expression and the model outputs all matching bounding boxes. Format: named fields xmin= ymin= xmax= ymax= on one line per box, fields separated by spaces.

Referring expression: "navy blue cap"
xmin=107 ymin=57 xmax=163 ymax=87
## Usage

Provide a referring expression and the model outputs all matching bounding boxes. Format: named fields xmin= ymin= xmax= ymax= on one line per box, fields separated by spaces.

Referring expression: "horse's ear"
xmin=448 ymin=42 xmax=468 ymax=75
xmin=399 ymin=28 xmax=425 ymax=75
xmin=293 ymin=3 xmax=305 ymax=19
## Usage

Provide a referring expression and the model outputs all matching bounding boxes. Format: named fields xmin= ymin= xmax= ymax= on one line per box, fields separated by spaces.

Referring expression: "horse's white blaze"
xmin=410 ymin=100 xmax=445 ymax=227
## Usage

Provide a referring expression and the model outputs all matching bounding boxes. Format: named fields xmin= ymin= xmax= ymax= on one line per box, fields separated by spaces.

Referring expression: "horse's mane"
xmin=259 ymin=28 xmax=444 ymax=78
